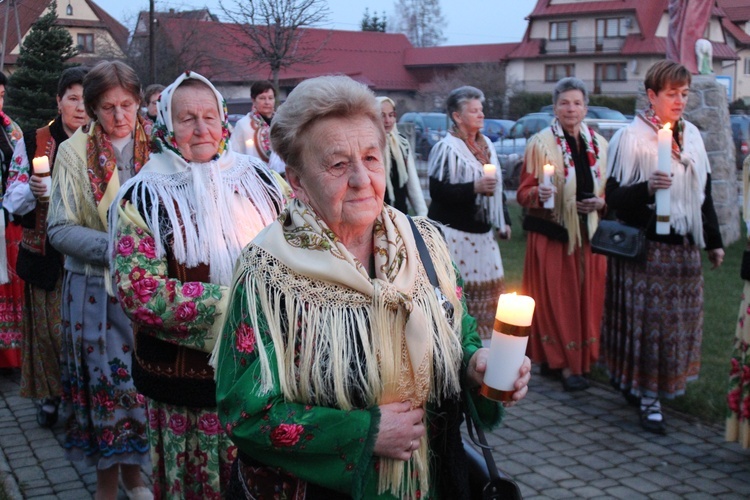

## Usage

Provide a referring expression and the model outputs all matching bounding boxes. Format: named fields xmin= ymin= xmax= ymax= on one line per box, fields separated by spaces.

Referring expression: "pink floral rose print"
xmin=197 ymin=414 xmax=221 ymax=436
xmin=118 ymin=235 xmax=135 ymax=256
xmin=182 ymin=282 xmax=204 ymax=298
xmin=174 ymin=302 xmax=198 ymax=323
xmin=169 ymin=413 xmax=189 ymax=436
xmin=138 ymin=235 xmax=157 ymax=259
xmin=132 ymin=277 xmax=159 ymax=303
xmin=235 ymin=323 xmax=256 ymax=354
xmin=133 ymin=307 xmax=164 ymax=328
xmin=270 ymin=423 xmax=304 ymax=447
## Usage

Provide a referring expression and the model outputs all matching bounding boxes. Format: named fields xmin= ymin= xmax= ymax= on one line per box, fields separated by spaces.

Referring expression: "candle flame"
xmin=663 ymin=123 xmax=671 ymax=131
xmin=246 ymin=139 xmax=254 ymax=147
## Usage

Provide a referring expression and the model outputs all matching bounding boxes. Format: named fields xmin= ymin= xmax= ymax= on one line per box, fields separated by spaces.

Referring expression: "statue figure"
xmin=667 ymin=0 xmax=714 ymax=74
xmin=696 ymin=38 xmax=713 ymax=74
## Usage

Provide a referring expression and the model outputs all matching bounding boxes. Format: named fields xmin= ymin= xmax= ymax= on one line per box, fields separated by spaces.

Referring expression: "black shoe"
xmin=610 ymin=379 xmax=640 ymax=407
xmin=562 ymin=374 xmax=590 ymax=392
xmin=539 ymin=362 xmax=561 ymax=380
xmin=639 ymin=402 xmax=666 ymax=435
xmin=36 ymin=399 xmax=59 ymax=428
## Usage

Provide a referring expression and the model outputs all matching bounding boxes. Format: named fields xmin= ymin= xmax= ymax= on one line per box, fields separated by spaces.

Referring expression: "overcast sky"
xmin=92 ymin=0 xmax=531 ymax=46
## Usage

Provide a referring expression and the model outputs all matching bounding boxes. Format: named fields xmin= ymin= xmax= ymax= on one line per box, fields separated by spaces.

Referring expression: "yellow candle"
xmin=32 ymin=156 xmax=50 ymax=174
xmin=483 ymin=163 xmax=496 ymax=177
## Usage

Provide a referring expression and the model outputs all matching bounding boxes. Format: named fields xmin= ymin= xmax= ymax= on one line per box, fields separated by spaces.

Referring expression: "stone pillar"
xmin=637 ymin=75 xmax=740 ymax=246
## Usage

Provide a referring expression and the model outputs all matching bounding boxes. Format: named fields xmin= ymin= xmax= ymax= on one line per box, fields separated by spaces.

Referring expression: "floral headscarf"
xmin=149 ymin=70 xmax=231 ymax=169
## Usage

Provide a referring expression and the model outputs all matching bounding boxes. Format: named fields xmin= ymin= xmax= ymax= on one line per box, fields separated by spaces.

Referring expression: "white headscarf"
xmin=109 ymin=71 xmax=281 ymax=286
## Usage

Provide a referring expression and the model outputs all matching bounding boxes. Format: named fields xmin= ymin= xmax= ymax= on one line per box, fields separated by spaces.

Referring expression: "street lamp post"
xmin=149 ymin=0 xmax=155 ymax=83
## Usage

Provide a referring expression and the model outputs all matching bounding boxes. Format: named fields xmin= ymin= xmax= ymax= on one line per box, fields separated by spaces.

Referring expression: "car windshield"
xmin=423 ymin=115 xmax=448 ymax=130
xmin=589 ymin=108 xmax=627 ymax=120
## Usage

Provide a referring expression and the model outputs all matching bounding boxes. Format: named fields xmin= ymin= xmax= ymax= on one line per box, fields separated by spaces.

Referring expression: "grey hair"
xmin=553 ymin=77 xmax=589 ymax=105
xmin=446 ymin=86 xmax=485 ymax=124
xmin=271 ymin=75 xmax=384 ymax=170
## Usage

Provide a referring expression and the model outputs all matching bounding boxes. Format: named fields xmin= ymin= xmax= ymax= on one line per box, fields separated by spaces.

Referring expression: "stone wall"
xmin=636 ymin=75 xmax=740 ymax=246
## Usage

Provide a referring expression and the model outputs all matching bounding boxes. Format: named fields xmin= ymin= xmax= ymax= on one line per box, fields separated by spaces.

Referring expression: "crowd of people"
xmin=0 ymin=54 xmax=743 ymax=499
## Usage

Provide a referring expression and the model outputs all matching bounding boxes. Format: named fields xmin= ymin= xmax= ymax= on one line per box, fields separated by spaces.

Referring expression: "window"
xmin=550 ymin=21 xmax=577 ymax=41
xmin=596 ymin=18 xmax=628 ymax=39
xmin=77 ymin=34 xmax=94 ymax=53
xmin=595 ymin=63 xmax=627 ymax=82
xmin=744 ymin=58 xmax=750 ymax=75
xmin=545 ymin=64 xmax=575 ymax=82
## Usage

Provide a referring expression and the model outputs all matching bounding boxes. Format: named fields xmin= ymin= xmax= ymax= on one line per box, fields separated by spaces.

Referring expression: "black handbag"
xmin=407 ymin=216 xmax=523 ymax=500
xmin=464 ymin=406 xmax=523 ymax=500
xmin=590 ymin=219 xmax=646 ymax=261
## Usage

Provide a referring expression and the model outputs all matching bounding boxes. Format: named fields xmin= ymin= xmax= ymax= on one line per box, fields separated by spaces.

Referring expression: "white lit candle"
xmin=483 ymin=163 xmax=496 ymax=177
xmin=480 ymin=293 xmax=536 ymax=402
xmin=656 ymin=123 xmax=672 ymax=235
xmin=543 ymin=163 xmax=555 ymax=209
xmin=32 ymin=156 xmax=52 ymax=198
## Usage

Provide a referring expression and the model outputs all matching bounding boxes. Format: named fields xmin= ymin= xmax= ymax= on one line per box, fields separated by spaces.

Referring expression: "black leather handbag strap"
xmin=408 ymin=216 xmax=439 ymax=287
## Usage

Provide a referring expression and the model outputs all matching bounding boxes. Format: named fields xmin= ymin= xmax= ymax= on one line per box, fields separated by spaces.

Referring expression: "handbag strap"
xmin=406 ymin=216 xmax=501 ymax=482
xmin=407 ymin=216 xmax=439 ymax=287
xmin=464 ymin=404 xmax=500 ymax=481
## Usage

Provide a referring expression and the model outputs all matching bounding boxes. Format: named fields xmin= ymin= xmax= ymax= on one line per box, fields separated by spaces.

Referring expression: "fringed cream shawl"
xmin=607 ymin=116 xmax=709 ymax=247
xmin=427 ymin=133 xmax=506 ymax=231
xmin=220 ymin=199 xmax=464 ymax=498
xmin=523 ymin=125 xmax=607 ymax=254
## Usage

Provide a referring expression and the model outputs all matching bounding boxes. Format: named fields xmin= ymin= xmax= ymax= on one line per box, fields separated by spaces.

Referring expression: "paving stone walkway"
xmin=1 ymin=364 xmax=749 ymax=499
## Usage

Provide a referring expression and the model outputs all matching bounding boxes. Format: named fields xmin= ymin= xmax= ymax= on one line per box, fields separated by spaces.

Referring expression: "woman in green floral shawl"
xmin=110 ymin=71 xmax=283 ymax=499
xmin=215 ymin=75 xmax=531 ymax=500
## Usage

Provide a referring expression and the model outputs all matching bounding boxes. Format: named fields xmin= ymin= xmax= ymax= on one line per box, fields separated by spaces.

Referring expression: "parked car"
xmin=398 ymin=112 xmax=449 ymax=159
xmin=481 ymin=118 xmax=515 ymax=142
xmin=731 ymin=114 xmax=750 ymax=169
xmin=494 ymin=112 xmax=554 ymax=190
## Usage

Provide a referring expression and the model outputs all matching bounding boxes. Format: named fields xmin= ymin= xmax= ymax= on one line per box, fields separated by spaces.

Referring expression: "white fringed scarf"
xmin=427 ymin=133 xmax=506 ymax=231
xmin=222 ymin=200 xmax=464 ymax=498
xmin=606 ymin=112 xmax=709 ymax=247
xmin=523 ymin=121 xmax=607 ymax=254
xmin=108 ymin=71 xmax=282 ymax=286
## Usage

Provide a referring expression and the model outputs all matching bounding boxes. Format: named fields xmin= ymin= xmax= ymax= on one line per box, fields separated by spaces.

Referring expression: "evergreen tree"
xmin=6 ymin=2 xmax=77 ymax=130
xmin=362 ymin=8 xmax=387 ymax=32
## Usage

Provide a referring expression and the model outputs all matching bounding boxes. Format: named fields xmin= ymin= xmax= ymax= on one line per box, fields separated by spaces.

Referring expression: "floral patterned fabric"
xmin=147 ymin=400 xmax=237 ymax=499
xmin=113 ymin=208 xmax=225 ymax=352
xmin=727 ymin=280 xmax=750 ymax=448
xmin=59 ymin=272 xmax=150 ymax=468
xmin=0 ymin=222 xmax=24 ymax=358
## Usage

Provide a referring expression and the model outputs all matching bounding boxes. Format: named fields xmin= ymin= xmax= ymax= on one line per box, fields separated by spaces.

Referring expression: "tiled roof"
xmin=717 ymin=0 xmax=750 ymax=22
xmin=1 ymin=0 xmax=129 ymax=67
xmin=722 ymin=16 xmax=750 ymax=46
xmin=403 ymin=43 xmax=517 ymax=67
xmin=153 ymin=17 xmax=526 ymax=90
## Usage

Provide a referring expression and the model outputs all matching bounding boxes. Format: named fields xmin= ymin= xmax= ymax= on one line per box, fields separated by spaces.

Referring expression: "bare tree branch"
xmin=219 ymin=0 xmax=331 ymax=92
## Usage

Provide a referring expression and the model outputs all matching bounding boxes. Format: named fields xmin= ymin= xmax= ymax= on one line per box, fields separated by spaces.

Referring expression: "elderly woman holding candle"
xmin=517 ymin=77 xmax=608 ymax=393
xmin=230 ymin=80 xmax=276 ymax=163
xmin=4 ymin=67 xmax=89 ymax=428
xmin=602 ymin=60 xmax=724 ymax=435
xmin=47 ymin=60 xmax=152 ymax=499
xmin=427 ymin=86 xmax=511 ymax=339
xmin=215 ymin=75 xmax=530 ymax=499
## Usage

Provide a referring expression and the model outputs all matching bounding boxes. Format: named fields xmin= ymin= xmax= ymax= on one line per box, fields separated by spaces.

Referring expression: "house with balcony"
xmin=718 ymin=0 xmax=750 ymax=102
xmin=0 ymin=0 xmax=128 ymax=74
xmin=506 ymin=0 xmax=737 ymax=97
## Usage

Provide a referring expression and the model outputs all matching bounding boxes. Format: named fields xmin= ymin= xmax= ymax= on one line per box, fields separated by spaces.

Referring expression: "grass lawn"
xmin=499 ymin=201 xmax=742 ymax=424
